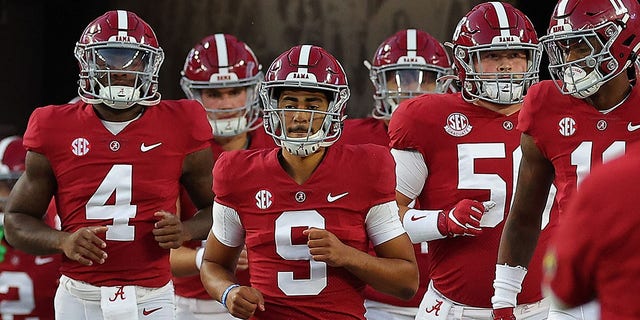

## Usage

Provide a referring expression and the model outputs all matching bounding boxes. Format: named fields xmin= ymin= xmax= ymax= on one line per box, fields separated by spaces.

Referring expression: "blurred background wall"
xmin=0 ymin=0 xmax=556 ymax=135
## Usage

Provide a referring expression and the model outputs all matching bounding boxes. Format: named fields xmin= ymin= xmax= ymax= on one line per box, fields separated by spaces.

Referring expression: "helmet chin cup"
xmin=281 ymin=129 xmax=325 ymax=157
xmin=99 ymin=85 xmax=141 ymax=109
xmin=209 ymin=116 xmax=248 ymax=137
xmin=481 ymin=82 xmax=524 ymax=104
xmin=563 ymin=66 xmax=602 ymax=98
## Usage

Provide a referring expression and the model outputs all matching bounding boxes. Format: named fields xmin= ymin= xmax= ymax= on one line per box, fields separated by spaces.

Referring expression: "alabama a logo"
xmin=444 ymin=113 xmax=472 ymax=137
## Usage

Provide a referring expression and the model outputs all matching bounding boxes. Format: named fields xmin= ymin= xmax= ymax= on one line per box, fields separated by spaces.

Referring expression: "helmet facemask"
xmin=369 ymin=64 xmax=450 ymax=120
xmin=455 ymin=43 xmax=542 ymax=105
xmin=261 ymin=86 xmax=348 ymax=157
xmin=543 ymin=22 xmax=623 ymax=98
xmin=76 ymin=42 xmax=164 ymax=109
xmin=180 ymin=73 xmax=263 ymax=137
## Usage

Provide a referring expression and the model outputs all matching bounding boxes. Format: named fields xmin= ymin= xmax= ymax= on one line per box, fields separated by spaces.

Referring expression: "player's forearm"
xmin=200 ymin=260 xmax=238 ymax=301
xmin=170 ymin=246 xmax=200 ymax=277
xmin=4 ymin=212 xmax=67 ymax=255
xmin=343 ymin=248 xmax=418 ymax=300
xmin=183 ymin=205 xmax=213 ymax=240
xmin=497 ymin=209 xmax=541 ymax=267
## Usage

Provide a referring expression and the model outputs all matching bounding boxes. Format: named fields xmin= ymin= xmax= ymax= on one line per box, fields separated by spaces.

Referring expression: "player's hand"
xmin=303 ymin=227 xmax=351 ymax=267
xmin=153 ymin=211 xmax=185 ymax=249
xmin=61 ymin=226 xmax=108 ymax=266
xmin=492 ymin=307 xmax=516 ymax=320
xmin=225 ymin=286 xmax=265 ymax=319
xmin=236 ymin=245 xmax=249 ymax=271
xmin=437 ymin=200 xmax=496 ymax=237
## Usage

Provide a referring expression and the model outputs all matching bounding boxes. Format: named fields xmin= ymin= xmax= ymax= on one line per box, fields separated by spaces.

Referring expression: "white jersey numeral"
xmin=86 ymin=164 xmax=138 ymax=241
xmin=458 ymin=143 xmax=555 ymax=230
xmin=571 ymin=141 xmax=625 ymax=188
xmin=0 ymin=271 xmax=35 ymax=315
xmin=275 ymin=210 xmax=326 ymax=296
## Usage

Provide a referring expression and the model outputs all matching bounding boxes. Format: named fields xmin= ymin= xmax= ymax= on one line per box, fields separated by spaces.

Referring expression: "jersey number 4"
xmin=86 ymin=165 xmax=137 ymax=241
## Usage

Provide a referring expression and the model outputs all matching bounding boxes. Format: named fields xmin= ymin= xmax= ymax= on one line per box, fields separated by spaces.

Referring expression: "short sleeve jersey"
xmin=388 ymin=93 xmax=554 ymax=307
xmin=23 ymin=100 xmax=212 ymax=287
xmin=548 ymin=143 xmax=640 ymax=320
xmin=213 ymin=144 xmax=397 ymax=319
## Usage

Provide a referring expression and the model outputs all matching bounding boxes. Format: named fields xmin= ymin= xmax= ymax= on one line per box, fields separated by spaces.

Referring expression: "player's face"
xmin=385 ymin=70 xmax=437 ymax=99
xmin=555 ymin=36 xmax=602 ymax=68
xmin=476 ymin=49 xmax=528 ymax=75
xmin=94 ymin=48 xmax=150 ymax=87
xmin=278 ymin=90 xmax=329 ymax=139
xmin=200 ymin=87 xmax=248 ymax=120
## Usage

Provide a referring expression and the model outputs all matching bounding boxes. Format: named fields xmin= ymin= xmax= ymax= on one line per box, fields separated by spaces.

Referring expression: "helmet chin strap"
xmin=209 ymin=116 xmax=248 ymax=137
xmin=281 ymin=129 xmax=325 ymax=157
xmin=563 ymin=66 xmax=602 ymax=98
xmin=99 ymin=85 xmax=141 ymax=109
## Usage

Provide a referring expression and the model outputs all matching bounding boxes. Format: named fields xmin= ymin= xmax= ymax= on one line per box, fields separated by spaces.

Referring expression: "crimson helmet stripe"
xmin=116 ymin=10 xmax=129 ymax=39
xmin=214 ymin=33 xmax=230 ymax=74
xmin=490 ymin=2 xmax=512 ymax=37
xmin=297 ymin=44 xmax=312 ymax=74
xmin=407 ymin=29 xmax=417 ymax=58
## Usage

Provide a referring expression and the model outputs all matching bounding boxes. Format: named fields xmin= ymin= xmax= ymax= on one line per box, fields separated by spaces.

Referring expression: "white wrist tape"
xmin=195 ymin=247 xmax=205 ymax=270
xmin=492 ymin=264 xmax=527 ymax=309
xmin=402 ymin=209 xmax=446 ymax=243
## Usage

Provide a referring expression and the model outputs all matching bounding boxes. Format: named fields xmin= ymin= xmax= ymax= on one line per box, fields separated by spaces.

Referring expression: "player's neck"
xmin=93 ymin=104 xmax=145 ymax=122
xmin=584 ymin=73 xmax=632 ymax=111
xmin=278 ymin=147 xmax=326 ymax=185
xmin=215 ymin=133 xmax=249 ymax=151
xmin=474 ymin=99 xmax=521 ymax=116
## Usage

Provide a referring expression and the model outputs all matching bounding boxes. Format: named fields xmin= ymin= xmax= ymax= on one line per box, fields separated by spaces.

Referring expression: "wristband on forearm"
xmin=402 ymin=208 xmax=446 ymax=242
xmin=492 ymin=264 xmax=527 ymax=309
xmin=221 ymin=284 xmax=241 ymax=309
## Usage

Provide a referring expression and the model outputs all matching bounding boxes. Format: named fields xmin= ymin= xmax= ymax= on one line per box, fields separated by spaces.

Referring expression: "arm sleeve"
xmin=390 ymin=148 xmax=427 ymax=199
xmin=365 ymin=200 xmax=406 ymax=246
xmin=211 ymin=201 xmax=245 ymax=247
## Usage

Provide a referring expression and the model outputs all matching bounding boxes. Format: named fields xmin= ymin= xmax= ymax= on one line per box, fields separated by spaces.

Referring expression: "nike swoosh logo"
xmin=628 ymin=122 xmax=640 ymax=132
xmin=142 ymin=307 xmax=162 ymax=316
xmin=327 ymin=192 xmax=349 ymax=202
xmin=140 ymin=142 xmax=162 ymax=152
xmin=34 ymin=256 xmax=55 ymax=265
xmin=410 ymin=215 xmax=427 ymax=221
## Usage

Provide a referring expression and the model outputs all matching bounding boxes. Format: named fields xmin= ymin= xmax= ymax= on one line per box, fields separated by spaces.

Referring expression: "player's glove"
xmin=437 ymin=199 xmax=495 ymax=237
xmin=492 ymin=307 xmax=516 ymax=320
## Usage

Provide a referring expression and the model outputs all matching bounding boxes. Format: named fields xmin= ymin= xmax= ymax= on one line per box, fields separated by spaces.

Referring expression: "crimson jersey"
xmin=174 ymin=127 xmax=276 ymax=299
xmin=519 ymin=80 xmax=640 ymax=215
xmin=0 ymin=211 xmax=60 ymax=319
xmin=23 ymin=100 xmax=212 ymax=287
xmin=548 ymin=144 xmax=640 ymax=320
xmin=335 ymin=117 xmax=390 ymax=146
xmin=389 ymin=93 xmax=553 ymax=307
xmin=337 ymin=116 xmax=428 ymax=308
xmin=213 ymin=145 xmax=397 ymax=320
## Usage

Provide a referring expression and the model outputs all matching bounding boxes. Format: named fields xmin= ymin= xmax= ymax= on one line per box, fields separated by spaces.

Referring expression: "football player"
xmin=172 ymin=33 xmax=274 ymax=320
xmin=493 ymin=0 xmax=640 ymax=319
xmin=200 ymin=44 xmax=419 ymax=319
xmin=3 ymin=10 xmax=215 ymax=320
xmin=0 ymin=136 xmax=61 ymax=320
xmin=389 ymin=2 xmax=552 ymax=319
xmin=335 ymin=28 xmax=452 ymax=320
xmin=544 ymin=143 xmax=640 ymax=320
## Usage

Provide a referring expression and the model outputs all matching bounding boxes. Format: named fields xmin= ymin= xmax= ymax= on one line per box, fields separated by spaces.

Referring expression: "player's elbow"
xmin=391 ymin=263 xmax=419 ymax=300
